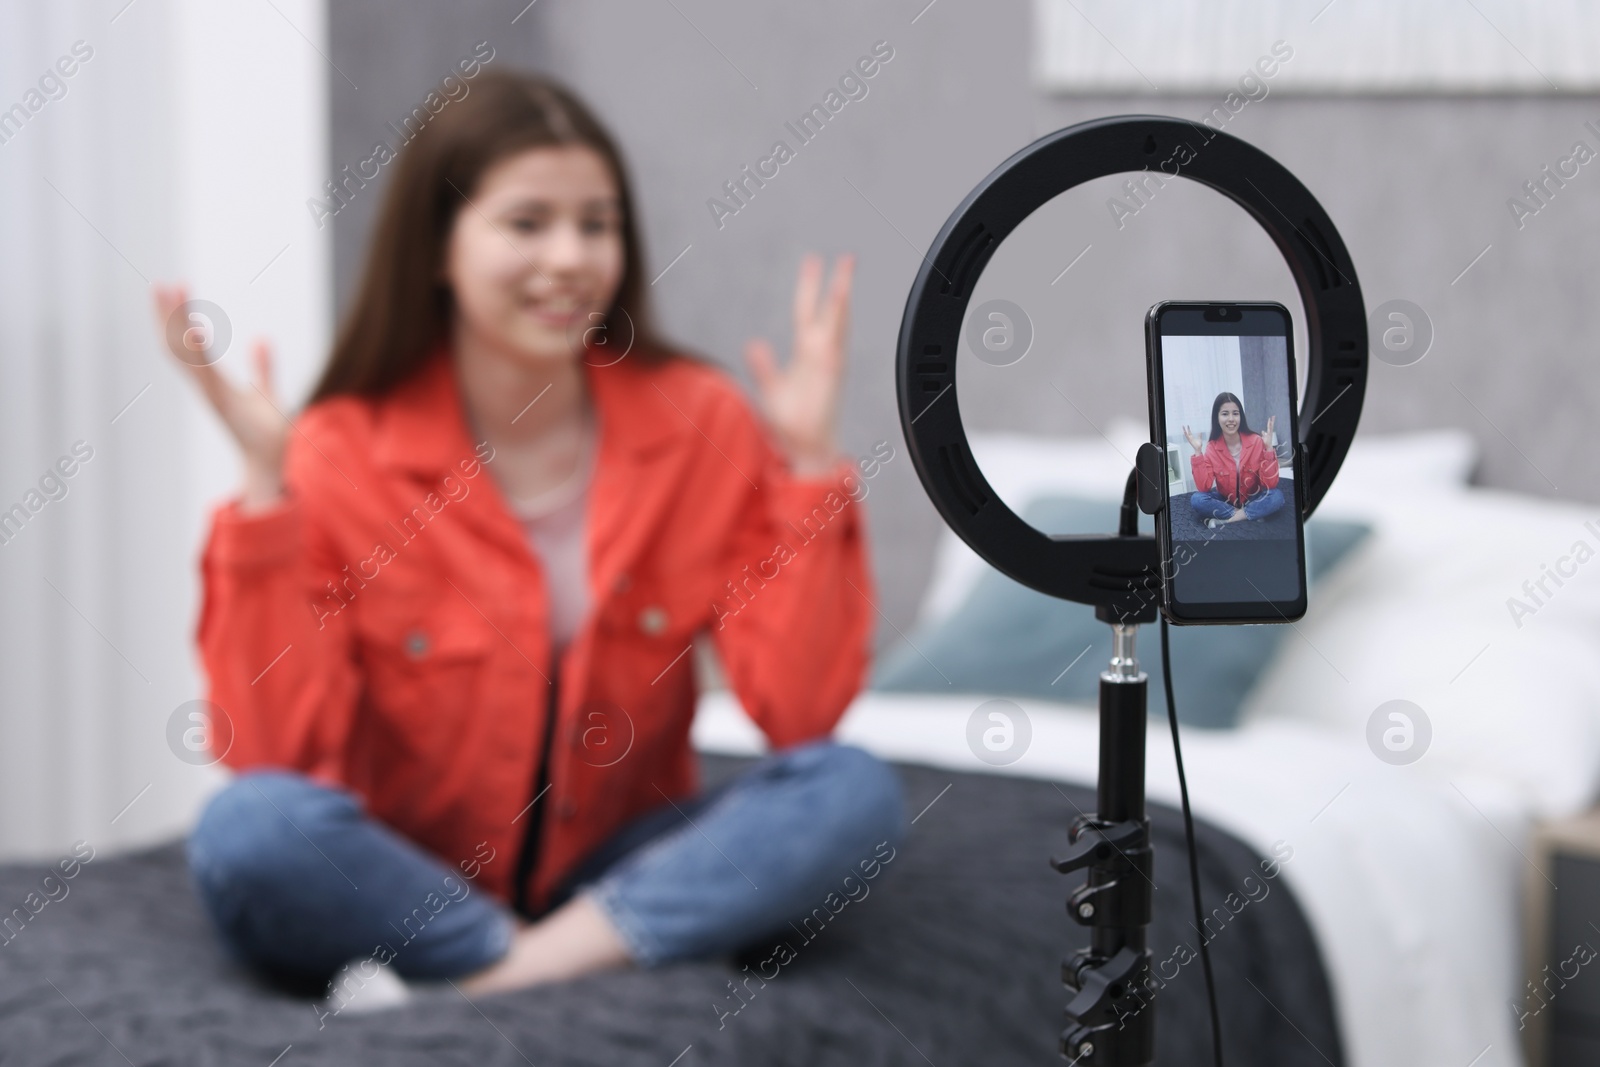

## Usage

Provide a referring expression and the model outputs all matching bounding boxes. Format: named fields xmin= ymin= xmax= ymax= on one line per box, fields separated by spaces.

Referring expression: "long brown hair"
xmin=311 ymin=70 xmax=666 ymax=403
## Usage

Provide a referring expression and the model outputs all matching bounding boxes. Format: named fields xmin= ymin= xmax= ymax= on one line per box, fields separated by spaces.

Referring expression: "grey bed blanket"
xmin=0 ymin=755 xmax=1343 ymax=1066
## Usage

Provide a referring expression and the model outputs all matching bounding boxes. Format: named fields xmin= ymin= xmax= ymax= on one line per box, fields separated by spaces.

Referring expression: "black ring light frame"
xmin=893 ymin=116 xmax=1367 ymax=1065
xmin=897 ymin=114 xmax=1366 ymax=614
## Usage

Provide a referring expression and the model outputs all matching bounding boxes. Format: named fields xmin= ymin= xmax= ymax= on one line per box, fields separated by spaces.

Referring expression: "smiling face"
xmin=1217 ymin=400 xmax=1242 ymax=436
xmin=442 ymin=144 xmax=626 ymax=365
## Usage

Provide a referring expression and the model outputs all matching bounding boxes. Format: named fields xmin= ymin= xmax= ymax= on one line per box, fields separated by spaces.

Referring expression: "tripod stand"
xmin=1051 ymin=460 xmax=1169 ymax=1064
xmin=1054 ymin=613 xmax=1157 ymax=1065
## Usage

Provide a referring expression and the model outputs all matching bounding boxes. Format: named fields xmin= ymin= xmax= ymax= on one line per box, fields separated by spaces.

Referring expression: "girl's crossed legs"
xmin=186 ymin=739 xmax=907 ymax=994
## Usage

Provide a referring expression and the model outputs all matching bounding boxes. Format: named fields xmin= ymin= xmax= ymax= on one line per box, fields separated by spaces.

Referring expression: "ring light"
xmin=895 ymin=115 xmax=1367 ymax=613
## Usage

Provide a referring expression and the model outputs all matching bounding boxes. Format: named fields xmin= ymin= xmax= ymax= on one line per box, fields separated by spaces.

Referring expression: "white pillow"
xmin=918 ymin=426 xmax=1481 ymax=627
xmin=916 ymin=420 xmax=1141 ymax=625
xmin=1239 ymin=487 xmax=1600 ymax=817
xmin=1315 ymin=428 xmax=1479 ymax=517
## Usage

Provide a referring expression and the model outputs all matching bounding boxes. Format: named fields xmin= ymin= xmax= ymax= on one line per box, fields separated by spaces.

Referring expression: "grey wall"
xmin=329 ymin=0 xmax=1600 ymax=640
xmin=325 ymin=0 xmax=548 ymax=310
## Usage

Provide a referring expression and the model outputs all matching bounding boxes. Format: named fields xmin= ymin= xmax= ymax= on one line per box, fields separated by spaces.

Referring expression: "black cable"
xmin=1160 ymin=614 xmax=1224 ymax=1067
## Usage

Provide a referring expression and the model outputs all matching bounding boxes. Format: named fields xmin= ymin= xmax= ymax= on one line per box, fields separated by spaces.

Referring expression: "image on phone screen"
xmin=1148 ymin=303 xmax=1306 ymax=621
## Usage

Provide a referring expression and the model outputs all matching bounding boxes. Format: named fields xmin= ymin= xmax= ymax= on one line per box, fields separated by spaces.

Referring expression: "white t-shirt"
xmin=506 ymin=421 xmax=596 ymax=656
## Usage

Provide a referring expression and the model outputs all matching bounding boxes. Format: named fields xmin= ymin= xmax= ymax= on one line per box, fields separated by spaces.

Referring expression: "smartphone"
xmin=1144 ymin=301 xmax=1306 ymax=624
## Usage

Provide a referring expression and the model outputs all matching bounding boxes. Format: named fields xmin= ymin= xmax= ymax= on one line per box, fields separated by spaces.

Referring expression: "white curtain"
xmin=1161 ymin=334 xmax=1242 ymax=440
xmin=0 ymin=0 xmax=330 ymax=860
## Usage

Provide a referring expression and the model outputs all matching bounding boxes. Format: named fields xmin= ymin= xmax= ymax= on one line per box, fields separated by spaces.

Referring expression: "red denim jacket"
xmin=1190 ymin=431 xmax=1279 ymax=506
xmin=196 ymin=347 xmax=873 ymax=912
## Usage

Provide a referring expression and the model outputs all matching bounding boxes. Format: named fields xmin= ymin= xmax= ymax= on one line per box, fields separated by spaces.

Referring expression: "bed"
xmin=3 ymin=427 xmax=1593 ymax=1067
xmin=0 ymin=751 xmax=1336 ymax=1066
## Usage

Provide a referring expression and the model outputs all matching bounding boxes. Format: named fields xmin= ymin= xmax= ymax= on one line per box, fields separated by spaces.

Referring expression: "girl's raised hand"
xmin=151 ymin=284 xmax=290 ymax=510
xmin=1183 ymin=424 xmax=1205 ymax=455
xmin=743 ymin=253 xmax=854 ymax=478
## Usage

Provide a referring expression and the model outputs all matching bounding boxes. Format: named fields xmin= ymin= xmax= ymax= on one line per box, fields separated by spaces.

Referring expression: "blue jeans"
xmin=186 ymin=740 xmax=907 ymax=982
xmin=1190 ymin=485 xmax=1284 ymax=521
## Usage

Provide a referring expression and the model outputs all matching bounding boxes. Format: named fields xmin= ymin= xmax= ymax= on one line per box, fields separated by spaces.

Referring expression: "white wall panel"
xmin=1036 ymin=0 xmax=1600 ymax=93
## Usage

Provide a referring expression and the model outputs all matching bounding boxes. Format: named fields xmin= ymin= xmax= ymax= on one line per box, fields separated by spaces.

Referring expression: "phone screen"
xmin=1146 ymin=303 xmax=1306 ymax=623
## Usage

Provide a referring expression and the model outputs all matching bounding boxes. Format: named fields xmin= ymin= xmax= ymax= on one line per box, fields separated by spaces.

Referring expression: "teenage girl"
xmin=151 ymin=70 xmax=906 ymax=998
xmin=1182 ymin=391 xmax=1285 ymax=527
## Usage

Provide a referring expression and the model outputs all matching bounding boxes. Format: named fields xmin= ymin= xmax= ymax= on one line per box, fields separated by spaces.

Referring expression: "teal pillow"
xmin=872 ymin=495 xmax=1371 ymax=729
